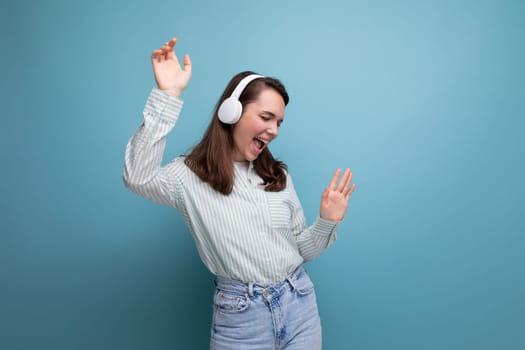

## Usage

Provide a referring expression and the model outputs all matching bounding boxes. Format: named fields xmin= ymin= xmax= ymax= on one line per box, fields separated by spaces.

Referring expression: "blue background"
xmin=1 ymin=0 xmax=524 ymax=349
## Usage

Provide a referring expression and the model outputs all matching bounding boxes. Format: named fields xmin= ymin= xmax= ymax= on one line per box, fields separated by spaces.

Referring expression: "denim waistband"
xmin=215 ymin=265 xmax=305 ymax=297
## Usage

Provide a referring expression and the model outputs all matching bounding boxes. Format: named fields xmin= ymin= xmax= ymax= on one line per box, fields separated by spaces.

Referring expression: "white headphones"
xmin=217 ymin=74 xmax=265 ymax=124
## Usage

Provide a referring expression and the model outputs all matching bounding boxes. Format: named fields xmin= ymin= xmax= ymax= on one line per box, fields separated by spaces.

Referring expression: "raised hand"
xmin=151 ymin=37 xmax=192 ymax=97
xmin=320 ymin=168 xmax=356 ymax=222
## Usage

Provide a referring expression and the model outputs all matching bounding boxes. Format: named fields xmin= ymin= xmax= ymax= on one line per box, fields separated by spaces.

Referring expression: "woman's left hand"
xmin=319 ymin=168 xmax=356 ymax=222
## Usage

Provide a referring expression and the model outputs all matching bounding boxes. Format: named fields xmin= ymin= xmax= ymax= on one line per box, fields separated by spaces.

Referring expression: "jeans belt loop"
xmin=286 ymin=276 xmax=296 ymax=292
xmin=248 ymin=282 xmax=254 ymax=297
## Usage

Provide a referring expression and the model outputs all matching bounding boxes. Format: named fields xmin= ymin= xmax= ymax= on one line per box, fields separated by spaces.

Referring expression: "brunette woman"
xmin=123 ymin=37 xmax=355 ymax=350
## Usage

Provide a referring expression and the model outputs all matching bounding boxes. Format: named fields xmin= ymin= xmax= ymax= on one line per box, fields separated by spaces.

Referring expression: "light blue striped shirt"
xmin=123 ymin=88 xmax=339 ymax=283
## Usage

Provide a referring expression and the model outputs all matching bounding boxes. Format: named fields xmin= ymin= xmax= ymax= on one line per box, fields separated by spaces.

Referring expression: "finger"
xmin=166 ymin=37 xmax=179 ymax=60
xmin=166 ymin=46 xmax=175 ymax=60
xmin=344 ymin=183 xmax=356 ymax=198
xmin=321 ymin=187 xmax=330 ymax=202
xmin=163 ymin=45 xmax=181 ymax=67
xmin=328 ymin=168 xmax=341 ymax=191
xmin=336 ymin=168 xmax=351 ymax=193
xmin=167 ymin=37 xmax=177 ymax=48
xmin=183 ymin=54 xmax=192 ymax=73
xmin=155 ymin=45 xmax=167 ymax=62
xmin=166 ymin=40 xmax=176 ymax=60
xmin=342 ymin=169 xmax=352 ymax=192
xmin=151 ymin=49 xmax=163 ymax=63
xmin=161 ymin=44 xmax=171 ymax=58
xmin=157 ymin=39 xmax=172 ymax=57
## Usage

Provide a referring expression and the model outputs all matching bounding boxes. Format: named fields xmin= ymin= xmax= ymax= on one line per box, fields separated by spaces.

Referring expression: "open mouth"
xmin=253 ymin=137 xmax=268 ymax=152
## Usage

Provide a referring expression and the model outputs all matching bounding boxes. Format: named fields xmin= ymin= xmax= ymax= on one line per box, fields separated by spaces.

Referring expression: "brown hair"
xmin=184 ymin=71 xmax=290 ymax=195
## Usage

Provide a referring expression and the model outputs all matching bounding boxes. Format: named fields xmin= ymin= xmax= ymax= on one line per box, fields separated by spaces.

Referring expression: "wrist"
xmin=160 ymin=88 xmax=183 ymax=98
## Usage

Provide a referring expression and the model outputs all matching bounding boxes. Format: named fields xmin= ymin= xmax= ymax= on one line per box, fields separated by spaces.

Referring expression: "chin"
xmin=245 ymin=153 xmax=259 ymax=162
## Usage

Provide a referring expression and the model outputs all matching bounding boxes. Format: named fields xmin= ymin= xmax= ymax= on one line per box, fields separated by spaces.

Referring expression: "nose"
xmin=267 ymin=122 xmax=279 ymax=138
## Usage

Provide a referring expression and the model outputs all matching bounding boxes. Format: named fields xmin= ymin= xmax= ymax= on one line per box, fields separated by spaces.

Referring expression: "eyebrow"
xmin=261 ymin=111 xmax=276 ymax=117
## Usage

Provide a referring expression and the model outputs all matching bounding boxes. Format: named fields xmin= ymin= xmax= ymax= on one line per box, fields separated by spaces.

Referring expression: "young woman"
xmin=123 ymin=37 xmax=355 ymax=350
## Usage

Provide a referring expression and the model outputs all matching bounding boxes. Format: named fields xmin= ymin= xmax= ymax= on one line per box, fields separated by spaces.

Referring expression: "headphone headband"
xmin=230 ymin=74 xmax=264 ymax=100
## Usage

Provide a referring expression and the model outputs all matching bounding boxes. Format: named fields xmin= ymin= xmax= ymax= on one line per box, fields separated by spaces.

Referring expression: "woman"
xmin=123 ymin=37 xmax=355 ymax=350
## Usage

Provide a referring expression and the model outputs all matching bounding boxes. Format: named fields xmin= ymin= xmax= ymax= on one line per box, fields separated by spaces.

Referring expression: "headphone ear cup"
xmin=218 ymin=98 xmax=243 ymax=124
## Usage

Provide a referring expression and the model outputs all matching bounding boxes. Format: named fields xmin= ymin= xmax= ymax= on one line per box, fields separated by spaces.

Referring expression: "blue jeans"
xmin=210 ymin=266 xmax=322 ymax=350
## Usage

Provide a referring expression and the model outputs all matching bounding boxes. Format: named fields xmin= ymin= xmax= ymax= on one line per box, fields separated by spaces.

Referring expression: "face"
xmin=232 ymin=88 xmax=286 ymax=162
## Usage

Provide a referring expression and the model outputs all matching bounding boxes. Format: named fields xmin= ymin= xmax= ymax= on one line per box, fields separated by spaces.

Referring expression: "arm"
xmin=123 ymin=89 xmax=184 ymax=207
xmin=122 ymin=37 xmax=192 ymax=208
xmin=289 ymin=169 xmax=356 ymax=261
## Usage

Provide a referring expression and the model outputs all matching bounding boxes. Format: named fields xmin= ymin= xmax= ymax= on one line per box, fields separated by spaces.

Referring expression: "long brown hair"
xmin=184 ymin=71 xmax=290 ymax=195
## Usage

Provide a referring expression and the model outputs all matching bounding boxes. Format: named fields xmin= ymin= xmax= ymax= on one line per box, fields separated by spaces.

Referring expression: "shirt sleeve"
xmin=287 ymin=174 xmax=339 ymax=262
xmin=122 ymin=88 xmax=187 ymax=209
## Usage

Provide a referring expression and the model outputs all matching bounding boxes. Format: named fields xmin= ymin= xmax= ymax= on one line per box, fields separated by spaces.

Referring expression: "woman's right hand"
xmin=151 ymin=37 xmax=192 ymax=98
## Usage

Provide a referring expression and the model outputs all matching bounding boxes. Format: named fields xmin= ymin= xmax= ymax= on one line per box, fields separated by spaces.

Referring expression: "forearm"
xmin=295 ymin=217 xmax=339 ymax=261
xmin=122 ymin=88 xmax=183 ymax=205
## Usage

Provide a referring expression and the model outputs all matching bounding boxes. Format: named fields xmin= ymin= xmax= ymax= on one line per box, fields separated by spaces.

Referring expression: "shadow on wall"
xmin=140 ymin=220 xmax=215 ymax=350
xmin=94 ymin=217 xmax=216 ymax=350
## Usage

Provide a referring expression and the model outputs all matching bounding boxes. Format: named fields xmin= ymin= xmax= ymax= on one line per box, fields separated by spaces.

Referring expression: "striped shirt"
xmin=123 ymin=88 xmax=339 ymax=283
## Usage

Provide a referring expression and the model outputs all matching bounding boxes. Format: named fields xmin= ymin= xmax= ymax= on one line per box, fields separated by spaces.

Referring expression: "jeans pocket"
xmin=294 ymin=270 xmax=315 ymax=296
xmin=214 ymin=289 xmax=250 ymax=314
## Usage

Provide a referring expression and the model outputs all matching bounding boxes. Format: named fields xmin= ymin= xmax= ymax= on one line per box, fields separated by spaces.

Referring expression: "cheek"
xmin=235 ymin=117 xmax=259 ymax=137
xmin=232 ymin=126 xmax=249 ymax=148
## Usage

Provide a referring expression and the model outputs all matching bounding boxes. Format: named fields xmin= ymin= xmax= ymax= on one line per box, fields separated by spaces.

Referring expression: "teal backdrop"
xmin=1 ymin=0 xmax=524 ymax=349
